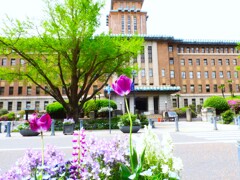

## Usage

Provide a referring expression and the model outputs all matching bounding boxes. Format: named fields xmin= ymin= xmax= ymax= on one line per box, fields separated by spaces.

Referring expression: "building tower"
xmin=107 ymin=0 xmax=147 ymax=34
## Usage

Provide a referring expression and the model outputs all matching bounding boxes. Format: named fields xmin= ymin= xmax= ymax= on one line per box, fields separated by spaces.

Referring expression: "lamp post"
xmin=106 ymin=85 xmax=111 ymax=134
xmin=131 ymin=70 xmax=136 ymax=114
xmin=165 ymin=101 xmax=167 ymax=112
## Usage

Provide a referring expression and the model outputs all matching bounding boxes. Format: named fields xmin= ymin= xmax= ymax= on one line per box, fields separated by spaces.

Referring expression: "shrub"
xmin=189 ymin=104 xmax=197 ymax=118
xmin=174 ymin=107 xmax=188 ymax=118
xmin=137 ymin=114 xmax=149 ymax=127
xmin=221 ymin=109 xmax=234 ymax=124
xmin=203 ymin=96 xmax=229 ymax=114
xmin=83 ymin=99 xmax=117 ymax=116
xmin=118 ymin=113 xmax=140 ymax=127
xmin=0 ymin=112 xmax=15 ymax=121
xmin=0 ymin=109 xmax=8 ymax=116
xmin=46 ymin=102 xmax=66 ymax=119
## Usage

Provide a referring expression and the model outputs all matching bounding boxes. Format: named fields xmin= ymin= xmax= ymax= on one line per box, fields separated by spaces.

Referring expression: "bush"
xmin=203 ymin=96 xmax=229 ymax=115
xmin=188 ymin=104 xmax=197 ymax=118
xmin=221 ymin=109 xmax=234 ymax=124
xmin=0 ymin=112 xmax=15 ymax=121
xmin=83 ymin=99 xmax=117 ymax=116
xmin=174 ymin=107 xmax=188 ymax=118
xmin=0 ymin=109 xmax=8 ymax=116
xmin=46 ymin=102 xmax=66 ymax=119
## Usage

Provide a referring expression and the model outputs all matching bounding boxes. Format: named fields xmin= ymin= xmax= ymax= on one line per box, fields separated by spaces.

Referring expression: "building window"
xmin=181 ymin=59 xmax=185 ymax=65
xmin=230 ymin=47 xmax=234 ymax=53
xmin=212 ymin=71 xmax=216 ymax=78
xmin=186 ymin=47 xmax=190 ymax=53
xmin=26 ymin=101 xmax=31 ymax=109
xmin=227 ymin=71 xmax=231 ymax=78
xmin=2 ymin=58 xmax=7 ymax=66
xmin=218 ymin=59 xmax=222 ymax=65
xmin=224 ymin=48 xmax=228 ymax=53
xmin=20 ymin=59 xmax=25 ymax=65
xmin=214 ymin=84 xmax=218 ymax=92
xmin=44 ymin=101 xmax=48 ymax=110
xmin=17 ymin=102 xmax=22 ymax=111
xmin=141 ymin=69 xmax=145 ymax=77
xmin=234 ymin=71 xmax=238 ymax=78
xmin=168 ymin=45 xmax=173 ymax=52
xmin=226 ymin=59 xmax=230 ymax=65
xmin=8 ymin=102 xmax=12 ymax=111
xmin=190 ymin=85 xmax=195 ymax=93
xmin=206 ymin=84 xmax=210 ymax=92
xmin=219 ymin=71 xmax=224 ymax=78
xmin=10 ymin=58 xmax=16 ymax=66
xmin=184 ymin=99 xmax=188 ymax=107
xmin=9 ymin=87 xmax=14 ymax=95
xmin=93 ymin=85 xmax=98 ymax=92
xmin=170 ymin=70 xmax=175 ymax=78
xmin=181 ymin=72 xmax=186 ymax=79
xmin=191 ymin=47 xmax=195 ymax=53
xmin=148 ymin=46 xmax=152 ymax=63
xmin=180 ymin=47 xmax=184 ymax=53
xmin=35 ymin=101 xmax=40 ymax=110
xmin=172 ymin=99 xmax=177 ymax=108
xmin=220 ymin=48 xmax=223 ymax=53
xmin=200 ymin=98 xmax=204 ymax=105
xmin=169 ymin=58 xmax=174 ymax=65
xmin=0 ymin=87 xmax=4 ymax=95
xmin=27 ymin=86 xmax=32 ymax=95
xmin=149 ymin=68 xmax=153 ymax=77
xmin=0 ymin=102 xmax=3 ymax=109
xmin=201 ymin=47 xmax=205 ymax=53
xmin=196 ymin=72 xmax=201 ymax=79
xmin=206 ymin=48 xmax=209 ymax=53
xmin=62 ymin=87 xmax=66 ymax=95
xmin=198 ymin=85 xmax=202 ymax=93
xmin=189 ymin=71 xmax=193 ymax=79
xmin=204 ymin=71 xmax=209 ymax=78
xmin=134 ymin=16 xmax=137 ymax=32
xmin=121 ymin=15 xmax=125 ymax=34
xmin=188 ymin=59 xmax=193 ymax=65
xmin=36 ymin=86 xmax=40 ymax=95
xmin=210 ymin=48 xmax=214 ymax=53
xmin=162 ymin=69 xmax=165 ymax=77
xmin=141 ymin=46 xmax=145 ymax=63
xmin=196 ymin=59 xmax=200 ymax=66
xmin=216 ymin=47 xmax=219 ymax=53
xmin=211 ymin=59 xmax=215 ymax=65
xmin=233 ymin=59 xmax=237 ymax=65
xmin=18 ymin=86 xmax=22 ymax=95
xmin=182 ymin=85 xmax=187 ymax=93
xmin=192 ymin=98 xmax=196 ymax=106
xmin=203 ymin=59 xmax=208 ymax=65
xmin=236 ymin=85 xmax=240 ymax=92
xmin=195 ymin=47 xmax=199 ymax=53
xmin=127 ymin=16 xmax=131 ymax=34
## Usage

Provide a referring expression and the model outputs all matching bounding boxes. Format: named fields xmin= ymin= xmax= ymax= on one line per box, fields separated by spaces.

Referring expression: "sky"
xmin=0 ymin=0 xmax=240 ymax=41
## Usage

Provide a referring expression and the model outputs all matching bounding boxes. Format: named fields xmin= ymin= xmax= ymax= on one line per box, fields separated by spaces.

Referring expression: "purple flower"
xmin=112 ymin=75 xmax=132 ymax=96
xmin=29 ymin=113 xmax=52 ymax=133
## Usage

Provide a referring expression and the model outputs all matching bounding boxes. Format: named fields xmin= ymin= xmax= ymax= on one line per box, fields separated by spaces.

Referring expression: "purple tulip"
xmin=29 ymin=113 xmax=52 ymax=133
xmin=112 ymin=75 xmax=132 ymax=96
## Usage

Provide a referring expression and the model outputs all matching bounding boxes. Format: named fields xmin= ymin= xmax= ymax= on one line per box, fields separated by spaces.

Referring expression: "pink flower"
xmin=112 ymin=75 xmax=132 ymax=96
xmin=29 ymin=113 xmax=52 ymax=133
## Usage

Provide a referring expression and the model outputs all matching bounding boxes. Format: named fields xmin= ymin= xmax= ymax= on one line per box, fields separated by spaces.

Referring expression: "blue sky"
xmin=1 ymin=0 xmax=240 ymax=40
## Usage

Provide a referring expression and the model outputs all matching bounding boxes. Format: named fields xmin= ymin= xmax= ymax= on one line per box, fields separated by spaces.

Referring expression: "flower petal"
xmin=112 ymin=75 xmax=132 ymax=96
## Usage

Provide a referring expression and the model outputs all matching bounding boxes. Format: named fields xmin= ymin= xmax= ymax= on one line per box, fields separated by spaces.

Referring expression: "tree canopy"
xmin=0 ymin=0 xmax=143 ymax=119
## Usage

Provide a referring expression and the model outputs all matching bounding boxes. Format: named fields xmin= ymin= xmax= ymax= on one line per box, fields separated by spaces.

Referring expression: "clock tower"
xmin=107 ymin=0 xmax=148 ymax=34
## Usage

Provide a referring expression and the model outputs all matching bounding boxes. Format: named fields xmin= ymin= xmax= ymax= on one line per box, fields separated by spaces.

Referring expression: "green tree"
xmin=0 ymin=0 xmax=143 ymax=120
xmin=203 ymin=96 xmax=229 ymax=114
xmin=218 ymin=84 xmax=225 ymax=98
xmin=227 ymin=79 xmax=234 ymax=98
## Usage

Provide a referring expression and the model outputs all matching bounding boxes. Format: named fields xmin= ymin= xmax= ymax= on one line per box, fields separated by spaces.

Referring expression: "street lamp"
xmin=131 ymin=70 xmax=136 ymax=114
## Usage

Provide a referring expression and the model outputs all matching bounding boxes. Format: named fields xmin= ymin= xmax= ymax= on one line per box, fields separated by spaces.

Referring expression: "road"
xmin=0 ymin=121 xmax=240 ymax=179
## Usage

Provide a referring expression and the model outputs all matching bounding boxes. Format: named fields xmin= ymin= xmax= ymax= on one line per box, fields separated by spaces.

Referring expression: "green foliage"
xmin=174 ymin=107 xmax=188 ymax=118
xmin=221 ymin=109 xmax=234 ymax=124
xmin=83 ymin=99 xmax=117 ymax=115
xmin=188 ymin=104 xmax=197 ymax=118
xmin=0 ymin=109 xmax=8 ymax=116
xmin=0 ymin=0 xmax=143 ymax=121
xmin=0 ymin=112 xmax=15 ymax=121
xmin=137 ymin=114 xmax=149 ymax=127
xmin=46 ymin=102 xmax=66 ymax=119
xmin=16 ymin=122 xmax=30 ymax=130
xmin=118 ymin=113 xmax=141 ymax=127
xmin=203 ymin=96 xmax=229 ymax=114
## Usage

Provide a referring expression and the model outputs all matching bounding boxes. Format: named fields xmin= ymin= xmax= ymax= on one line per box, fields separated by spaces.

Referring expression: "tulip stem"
xmin=124 ymin=96 xmax=134 ymax=171
xmin=41 ymin=131 xmax=44 ymax=179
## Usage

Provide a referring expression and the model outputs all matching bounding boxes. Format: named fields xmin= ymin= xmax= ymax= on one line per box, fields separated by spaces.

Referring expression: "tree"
xmin=227 ymin=79 xmax=234 ymax=98
xmin=0 ymin=0 xmax=143 ymax=120
xmin=218 ymin=84 xmax=225 ymax=98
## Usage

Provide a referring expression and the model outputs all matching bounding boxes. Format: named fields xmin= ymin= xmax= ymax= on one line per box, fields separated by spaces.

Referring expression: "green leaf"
xmin=132 ymin=148 xmax=139 ymax=170
xmin=119 ymin=164 xmax=131 ymax=180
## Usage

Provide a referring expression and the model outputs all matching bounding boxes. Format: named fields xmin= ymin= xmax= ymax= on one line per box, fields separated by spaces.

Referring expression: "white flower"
xmin=140 ymin=168 xmax=153 ymax=176
xmin=172 ymin=157 xmax=183 ymax=171
xmin=161 ymin=164 xmax=169 ymax=174
xmin=129 ymin=173 xmax=136 ymax=179
xmin=169 ymin=171 xmax=180 ymax=179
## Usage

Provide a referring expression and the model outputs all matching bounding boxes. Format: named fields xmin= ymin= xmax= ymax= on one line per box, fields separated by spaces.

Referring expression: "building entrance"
xmin=135 ymin=97 xmax=148 ymax=113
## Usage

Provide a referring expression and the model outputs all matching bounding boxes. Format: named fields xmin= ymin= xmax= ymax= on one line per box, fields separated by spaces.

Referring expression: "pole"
xmin=6 ymin=121 xmax=11 ymax=137
xmin=107 ymin=85 xmax=111 ymax=134
xmin=175 ymin=116 xmax=179 ymax=132
xmin=51 ymin=119 xmax=55 ymax=136
xmin=213 ymin=117 xmax=218 ymax=130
